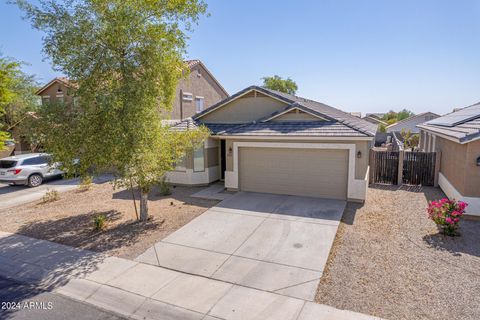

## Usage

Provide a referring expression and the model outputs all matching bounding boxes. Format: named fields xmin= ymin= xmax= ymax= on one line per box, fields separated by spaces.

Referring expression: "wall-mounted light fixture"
xmin=228 ymin=147 xmax=233 ymax=156
xmin=357 ymin=151 xmax=362 ymax=159
xmin=477 ymin=156 xmax=480 ymax=166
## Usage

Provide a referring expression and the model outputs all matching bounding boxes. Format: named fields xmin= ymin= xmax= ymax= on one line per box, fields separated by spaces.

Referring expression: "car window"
xmin=0 ymin=160 xmax=17 ymax=168
xmin=38 ymin=156 xmax=50 ymax=164
xmin=22 ymin=157 xmax=46 ymax=165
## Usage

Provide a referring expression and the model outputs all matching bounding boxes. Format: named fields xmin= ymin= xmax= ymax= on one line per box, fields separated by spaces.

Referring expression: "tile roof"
xmin=185 ymin=60 xmax=201 ymax=68
xmin=216 ymin=121 xmax=366 ymax=137
xmin=417 ymin=103 xmax=480 ymax=143
xmin=194 ymin=86 xmax=377 ymax=137
xmin=385 ymin=112 xmax=439 ymax=129
xmin=35 ymin=77 xmax=78 ymax=95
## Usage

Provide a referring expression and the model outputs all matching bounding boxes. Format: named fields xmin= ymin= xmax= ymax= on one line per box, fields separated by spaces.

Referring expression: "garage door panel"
xmin=239 ymin=147 xmax=348 ymax=199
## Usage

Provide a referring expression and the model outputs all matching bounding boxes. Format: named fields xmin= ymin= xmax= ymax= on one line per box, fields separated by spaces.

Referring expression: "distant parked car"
xmin=0 ymin=153 xmax=64 ymax=187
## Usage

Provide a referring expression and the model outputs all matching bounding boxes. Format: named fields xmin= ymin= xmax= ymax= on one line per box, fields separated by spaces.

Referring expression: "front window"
xmin=193 ymin=146 xmax=205 ymax=172
xmin=195 ymin=97 xmax=204 ymax=113
xmin=175 ymin=155 xmax=186 ymax=172
xmin=42 ymin=96 xmax=50 ymax=105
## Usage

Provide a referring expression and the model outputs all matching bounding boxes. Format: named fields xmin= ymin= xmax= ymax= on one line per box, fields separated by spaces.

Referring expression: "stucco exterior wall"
xmin=200 ymin=95 xmax=289 ymax=124
xmin=465 ymin=140 xmax=480 ymax=197
xmin=166 ymin=138 xmax=220 ymax=185
xmin=170 ymin=64 xmax=228 ymax=120
xmin=435 ymin=136 xmax=468 ymax=195
xmin=271 ymin=110 xmax=320 ymax=121
xmin=224 ymin=138 xmax=370 ymax=180
xmin=38 ymin=82 xmax=74 ymax=105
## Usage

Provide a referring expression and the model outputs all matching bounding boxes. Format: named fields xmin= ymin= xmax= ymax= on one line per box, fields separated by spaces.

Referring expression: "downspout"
xmin=180 ymin=89 xmax=184 ymax=120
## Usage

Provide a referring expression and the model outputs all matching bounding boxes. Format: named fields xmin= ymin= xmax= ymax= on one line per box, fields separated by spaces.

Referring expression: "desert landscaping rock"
xmin=316 ymin=186 xmax=480 ymax=320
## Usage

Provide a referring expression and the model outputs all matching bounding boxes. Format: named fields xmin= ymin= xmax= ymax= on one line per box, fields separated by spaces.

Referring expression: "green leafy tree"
xmin=397 ymin=108 xmax=415 ymax=121
xmin=262 ymin=75 xmax=298 ymax=95
xmin=0 ymin=57 xmax=40 ymax=151
xmin=400 ymin=129 xmax=419 ymax=149
xmin=16 ymin=0 xmax=209 ymax=221
xmin=0 ymin=54 xmax=26 ymax=148
xmin=378 ymin=124 xmax=386 ymax=133
xmin=382 ymin=109 xmax=415 ymax=124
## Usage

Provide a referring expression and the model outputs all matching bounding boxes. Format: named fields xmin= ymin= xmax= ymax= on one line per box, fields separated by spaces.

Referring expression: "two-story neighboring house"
xmin=35 ymin=60 xmax=228 ymax=120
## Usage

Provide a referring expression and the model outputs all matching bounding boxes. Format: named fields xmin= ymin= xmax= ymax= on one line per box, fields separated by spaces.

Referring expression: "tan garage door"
xmin=239 ymin=147 xmax=348 ymax=200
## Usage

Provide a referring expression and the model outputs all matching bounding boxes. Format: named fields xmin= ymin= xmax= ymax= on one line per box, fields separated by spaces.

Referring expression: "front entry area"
xmin=239 ymin=147 xmax=349 ymax=200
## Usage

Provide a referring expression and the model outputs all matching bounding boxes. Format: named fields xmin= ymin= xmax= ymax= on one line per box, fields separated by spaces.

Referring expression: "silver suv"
xmin=0 ymin=153 xmax=64 ymax=187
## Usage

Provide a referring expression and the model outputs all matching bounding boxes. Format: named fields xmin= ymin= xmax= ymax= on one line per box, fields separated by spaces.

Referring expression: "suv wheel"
xmin=28 ymin=174 xmax=43 ymax=187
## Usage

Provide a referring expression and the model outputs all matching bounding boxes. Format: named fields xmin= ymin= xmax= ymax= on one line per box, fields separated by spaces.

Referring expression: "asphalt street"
xmin=0 ymin=276 xmax=126 ymax=320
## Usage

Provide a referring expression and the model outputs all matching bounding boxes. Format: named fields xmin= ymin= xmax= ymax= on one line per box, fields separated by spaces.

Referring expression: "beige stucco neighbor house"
xmin=35 ymin=60 xmax=228 ymax=120
xmin=168 ymin=86 xmax=377 ymax=202
xmin=418 ymin=102 xmax=480 ymax=216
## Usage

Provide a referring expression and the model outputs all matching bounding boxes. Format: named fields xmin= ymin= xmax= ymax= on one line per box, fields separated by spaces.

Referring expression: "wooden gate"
xmin=402 ymin=152 xmax=436 ymax=186
xmin=371 ymin=150 xmax=399 ymax=184
xmin=370 ymin=149 xmax=438 ymax=186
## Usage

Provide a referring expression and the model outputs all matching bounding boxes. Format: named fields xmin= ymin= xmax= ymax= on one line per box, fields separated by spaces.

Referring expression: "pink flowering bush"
xmin=427 ymin=198 xmax=467 ymax=236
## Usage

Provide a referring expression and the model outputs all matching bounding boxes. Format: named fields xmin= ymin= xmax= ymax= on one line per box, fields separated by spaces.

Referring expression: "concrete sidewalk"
xmin=0 ymin=232 xmax=382 ymax=320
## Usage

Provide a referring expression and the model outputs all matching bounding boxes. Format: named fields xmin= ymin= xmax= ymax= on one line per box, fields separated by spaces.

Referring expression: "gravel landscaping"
xmin=316 ymin=185 xmax=480 ymax=320
xmin=0 ymin=182 xmax=219 ymax=259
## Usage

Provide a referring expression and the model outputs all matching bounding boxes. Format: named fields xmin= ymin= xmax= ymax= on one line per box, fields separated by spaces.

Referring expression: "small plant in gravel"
xmin=158 ymin=176 xmax=172 ymax=196
xmin=78 ymin=176 xmax=93 ymax=192
xmin=93 ymin=214 xmax=107 ymax=231
xmin=41 ymin=189 xmax=60 ymax=203
xmin=427 ymin=198 xmax=467 ymax=236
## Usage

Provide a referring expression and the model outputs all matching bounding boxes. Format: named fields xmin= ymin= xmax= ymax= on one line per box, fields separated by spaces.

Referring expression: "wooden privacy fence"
xmin=371 ymin=151 xmax=399 ymax=185
xmin=370 ymin=149 xmax=439 ymax=186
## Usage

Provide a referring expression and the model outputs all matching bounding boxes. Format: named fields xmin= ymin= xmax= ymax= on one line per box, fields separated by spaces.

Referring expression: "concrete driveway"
xmin=136 ymin=192 xmax=346 ymax=301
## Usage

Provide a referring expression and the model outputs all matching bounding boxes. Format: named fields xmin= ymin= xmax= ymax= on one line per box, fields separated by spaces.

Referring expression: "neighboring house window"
xmin=193 ymin=146 xmax=204 ymax=172
xmin=182 ymin=92 xmax=193 ymax=101
xmin=56 ymin=95 xmax=64 ymax=103
xmin=195 ymin=96 xmax=204 ymax=113
xmin=73 ymin=97 xmax=79 ymax=107
xmin=42 ymin=96 xmax=50 ymax=105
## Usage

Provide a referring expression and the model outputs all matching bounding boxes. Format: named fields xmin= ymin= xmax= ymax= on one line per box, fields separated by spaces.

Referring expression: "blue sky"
xmin=1 ymin=0 xmax=479 ymax=115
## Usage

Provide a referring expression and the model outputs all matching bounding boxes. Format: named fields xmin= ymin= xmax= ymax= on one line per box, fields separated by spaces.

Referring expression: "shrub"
xmin=427 ymin=198 xmax=467 ymax=236
xmin=158 ymin=176 xmax=171 ymax=196
xmin=78 ymin=176 xmax=93 ymax=192
xmin=41 ymin=189 xmax=59 ymax=203
xmin=93 ymin=214 xmax=106 ymax=231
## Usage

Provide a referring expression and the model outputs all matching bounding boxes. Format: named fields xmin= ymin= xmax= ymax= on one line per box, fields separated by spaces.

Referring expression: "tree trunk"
xmin=139 ymin=190 xmax=149 ymax=221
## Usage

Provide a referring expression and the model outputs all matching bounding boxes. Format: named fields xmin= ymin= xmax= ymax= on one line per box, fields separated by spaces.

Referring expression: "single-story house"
xmin=363 ymin=116 xmax=388 ymax=127
xmin=167 ymin=86 xmax=377 ymax=202
xmin=417 ymin=102 xmax=480 ymax=216
xmin=386 ymin=112 xmax=439 ymax=133
xmin=365 ymin=113 xmax=386 ymax=120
